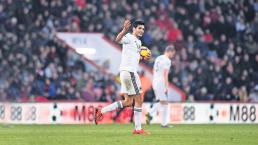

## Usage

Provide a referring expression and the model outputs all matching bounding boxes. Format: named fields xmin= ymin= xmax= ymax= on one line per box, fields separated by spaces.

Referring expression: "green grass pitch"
xmin=0 ymin=124 xmax=257 ymax=145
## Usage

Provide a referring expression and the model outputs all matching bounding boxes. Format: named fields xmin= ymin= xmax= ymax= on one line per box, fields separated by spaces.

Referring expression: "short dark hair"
xmin=132 ymin=20 xmax=144 ymax=28
xmin=165 ymin=45 xmax=176 ymax=52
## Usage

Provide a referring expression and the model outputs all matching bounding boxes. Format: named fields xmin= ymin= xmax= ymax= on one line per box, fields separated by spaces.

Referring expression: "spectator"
xmin=249 ymin=85 xmax=258 ymax=102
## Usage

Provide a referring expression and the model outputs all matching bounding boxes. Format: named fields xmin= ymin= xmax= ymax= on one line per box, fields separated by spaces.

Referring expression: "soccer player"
xmin=146 ymin=45 xmax=176 ymax=127
xmin=94 ymin=19 xmax=150 ymax=135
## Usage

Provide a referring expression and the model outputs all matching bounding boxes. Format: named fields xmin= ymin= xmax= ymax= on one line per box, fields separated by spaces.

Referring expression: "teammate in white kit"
xmin=94 ymin=19 xmax=150 ymax=135
xmin=146 ymin=45 xmax=176 ymax=127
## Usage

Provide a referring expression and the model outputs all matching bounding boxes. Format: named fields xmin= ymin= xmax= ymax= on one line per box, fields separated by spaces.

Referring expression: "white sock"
xmin=101 ymin=101 xmax=123 ymax=114
xmin=134 ymin=107 xmax=142 ymax=131
xmin=149 ymin=102 xmax=160 ymax=117
xmin=161 ymin=104 xmax=169 ymax=126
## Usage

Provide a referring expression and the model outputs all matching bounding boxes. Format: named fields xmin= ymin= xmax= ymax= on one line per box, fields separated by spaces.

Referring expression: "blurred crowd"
xmin=0 ymin=0 xmax=119 ymax=102
xmin=0 ymin=0 xmax=258 ymax=102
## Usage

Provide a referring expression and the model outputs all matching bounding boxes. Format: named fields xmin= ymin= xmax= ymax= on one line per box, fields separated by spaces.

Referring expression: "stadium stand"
xmin=0 ymin=0 xmax=258 ymax=102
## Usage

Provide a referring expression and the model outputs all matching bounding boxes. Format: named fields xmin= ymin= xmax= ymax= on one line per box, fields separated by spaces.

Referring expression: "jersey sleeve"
xmin=120 ymin=33 xmax=130 ymax=44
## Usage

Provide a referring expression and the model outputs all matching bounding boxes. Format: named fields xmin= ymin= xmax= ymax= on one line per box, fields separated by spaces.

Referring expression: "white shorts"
xmin=120 ymin=71 xmax=142 ymax=96
xmin=152 ymin=82 xmax=168 ymax=101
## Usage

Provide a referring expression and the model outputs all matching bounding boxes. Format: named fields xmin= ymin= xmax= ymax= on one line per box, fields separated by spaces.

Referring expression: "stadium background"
xmin=0 ymin=0 xmax=258 ymax=125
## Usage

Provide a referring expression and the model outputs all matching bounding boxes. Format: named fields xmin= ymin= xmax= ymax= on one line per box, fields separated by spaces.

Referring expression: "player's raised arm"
xmin=115 ymin=19 xmax=131 ymax=43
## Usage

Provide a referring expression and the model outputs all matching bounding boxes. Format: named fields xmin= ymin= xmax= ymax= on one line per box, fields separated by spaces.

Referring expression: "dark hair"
xmin=132 ymin=20 xmax=144 ymax=28
xmin=165 ymin=45 xmax=176 ymax=52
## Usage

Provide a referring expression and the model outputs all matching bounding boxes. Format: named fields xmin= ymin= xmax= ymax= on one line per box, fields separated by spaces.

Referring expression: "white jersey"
xmin=119 ymin=33 xmax=142 ymax=72
xmin=153 ymin=55 xmax=171 ymax=83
